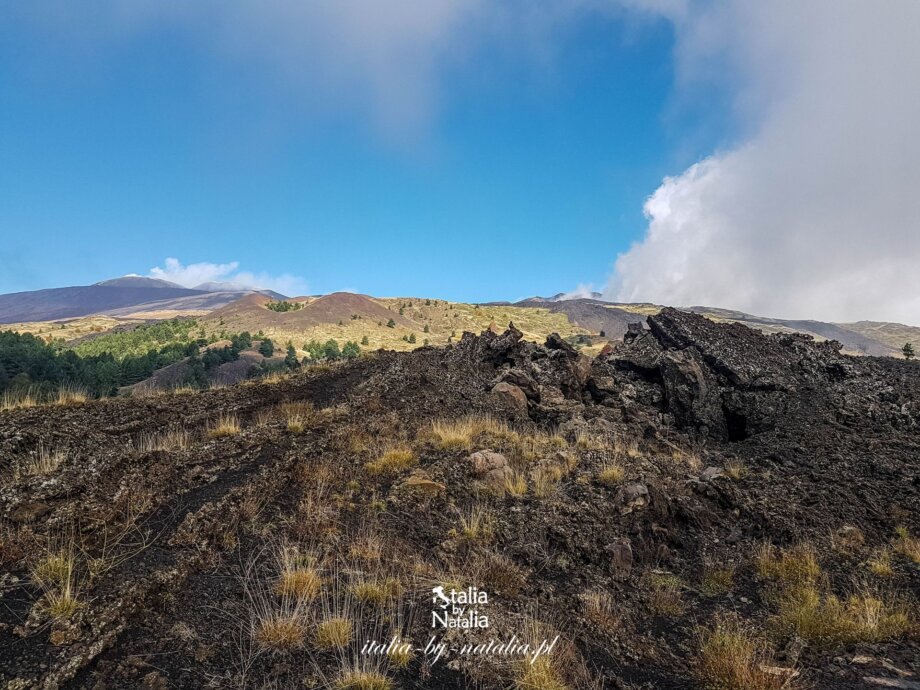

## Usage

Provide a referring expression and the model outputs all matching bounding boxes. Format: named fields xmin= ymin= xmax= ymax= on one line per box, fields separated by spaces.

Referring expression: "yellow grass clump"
xmin=135 ymin=429 xmax=191 ymax=453
xmin=254 ymin=613 xmax=306 ymax=651
xmin=756 ymin=543 xmax=821 ymax=584
xmin=207 ymin=414 xmax=240 ymax=438
xmin=893 ymin=526 xmax=920 ymax=564
xmin=458 ymin=505 xmax=494 ymax=542
xmin=867 ymin=549 xmax=894 ymax=577
xmin=514 ymin=656 xmax=568 ymax=690
xmin=698 ymin=614 xmax=796 ymax=690
xmin=365 ymin=446 xmax=416 ymax=475
xmin=31 ymin=544 xmax=83 ymax=621
xmin=18 ymin=443 xmax=66 ymax=477
xmin=1 ymin=388 xmax=38 ymax=412
xmin=334 ymin=669 xmax=393 ymax=690
xmin=503 ymin=470 xmax=528 ymax=498
xmin=724 ymin=459 xmax=745 ymax=481
xmin=315 ymin=617 xmax=353 ymax=650
xmin=597 ymin=463 xmax=625 ymax=486
xmin=700 ymin=564 xmax=736 ymax=595
xmin=54 ymin=385 xmax=89 ymax=406
xmin=350 ymin=578 xmax=401 ymax=605
xmin=771 ymin=583 xmax=912 ymax=645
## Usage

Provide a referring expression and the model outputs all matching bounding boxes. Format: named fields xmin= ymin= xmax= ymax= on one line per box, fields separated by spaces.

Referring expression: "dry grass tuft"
xmin=867 ymin=549 xmax=894 ymax=577
xmin=31 ymin=543 xmax=83 ymax=621
xmin=207 ymin=414 xmax=240 ymax=438
xmin=701 ymin=563 xmax=736 ymax=595
xmin=315 ymin=617 xmax=353 ymax=650
xmin=254 ymin=613 xmax=306 ymax=651
xmin=334 ymin=669 xmax=393 ymax=690
xmin=365 ymin=446 xmax=416 ymax=475
xmin=457 ymin=505 xmax=494 ymax=542
xmin=503 ymin=470 xmax=528 ymax=498
xmin=1 ymin=388 xmax=38 ymax=412
xmin=581 ymin=589 xmax=619 ymax=631
xmin=698 ymin=614 xmax=795 ymax=690
xmin=287 ymin=415 xmax=306 ymax=433
xmin=893 ymin=526 xmax=920 ymax=564
xmin=532 ymin=467 xmax=560 ymax=498
xmin=771 ymin=583 xmax=912 ymax=645
xmin=171 ymin=385 xmax=197 ymax=396
xmin=756 ymin=543 xmax=821 ymax=584
xmin=575 ymin=428 xmax=606 ymax=451
xmin=17 ymin=442 xmax=66 ymax=477
xmin=646 ymin=572 xmax=686 ymax=616
xmin=514 ymin=655 xmax=568 ymax=690
xmin=428 ymin=417 xmax=479 ymax=451
xmin=724 ymin=459 xmax=745 ymax=481
xmin=281 ymin=401 xmax=315 ymax=433
xmin=261 ymin=370 xmax=294 ymax=385
xmin=387 ymin=644 xmax=413 ymax=668
xmin=348 ymin=535 xmax=384 ymax=564
xmin=350 ymin=578 xmax=401 ymax=605
xmin=597 ymin=463 xmax=625 ymax=486
xmin=54 ymin=385 xmax=89 ymax=406
xmin=671 ymin=447 xmax=703 ymax=472
xmin=135 ymin=428 xmax=191 ymax=453
xmin=276 ymin=568 xmax=322 ymax=600
xmin=276 ymin=548 xmax=322 ymax=601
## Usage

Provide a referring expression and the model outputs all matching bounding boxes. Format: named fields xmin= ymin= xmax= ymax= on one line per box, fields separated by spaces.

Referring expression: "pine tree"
xmin=342 ymin=341 xmax=361 ymax=359
xmin=904 ymin=342 xmax=915 ymax=360
xmin=323 ymin=339 xmax=341 ymax=361
xmin=361 ymin=336 xmax=369 ymax=346
xmin=408 ymin=333 xmax=416 ymax=344
xmin=386 ymin=319 xmax=396 ymax=328
xmin=285 ymin=344 xmax=299 ymax=369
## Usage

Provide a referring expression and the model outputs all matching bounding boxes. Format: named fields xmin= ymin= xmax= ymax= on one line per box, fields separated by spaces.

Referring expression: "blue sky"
xmin=0 ymin=4 xmax=730 ymax=301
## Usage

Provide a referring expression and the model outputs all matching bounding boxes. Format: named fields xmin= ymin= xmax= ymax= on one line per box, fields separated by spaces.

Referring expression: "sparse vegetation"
xmin=514 ymin=656 xmax=567 ymax=690
xmin=581 ymin=589 xmax=619 ymax=630
xmin=254 ymin=613 xmax=306 ymax=651
xmin=266 ymin=300 xmax=304 ymax=313
xmin=756 ymin=542 xmax=821 ymax=584
xmin=597 ymin=462 xmax=625 ymax=486
xmin=724 ymin=459 xmax=744 ymax=480
xmin=207 ymin=414 xmax=240 ymax=438
xmin=334 ymin=668 xmax=393 ymax=690
xmin=646 ymin=572 xmax=686 ymax=616
xmin=17 ymin=443 xmax=66 ymax=477
xmin=698 ymin=614 xmax=794 ymax=690
xmin=503 ymin=470 xmax=528 ymax=497
xmin=458 ymin=505 xmax=494 ymax=542
xmin=701 ymin=563 xmax=735 ymax=595
xmin=135 ymin=428 xmax=191 ymax=453
xmin=315 ymin=617 xmax=353 ymax=649
xmin=350 ymin=578 xmax=400 ymax=605
xmin=893 ymin=526 xmax=920 ymax=563
xmin=867 ymin=548 xmax=894 ymax=577
xmin=365 ymin=446 xmax=416 ymax=475
xmin=54 ymin=384 xmax=88 ymax=405
xmin=770 ymin=583 xmax=912 ymax=645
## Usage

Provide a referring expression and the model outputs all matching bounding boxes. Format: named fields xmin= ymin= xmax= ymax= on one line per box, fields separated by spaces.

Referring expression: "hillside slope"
xmin=1 ymin=313 xmax=918 ymax=688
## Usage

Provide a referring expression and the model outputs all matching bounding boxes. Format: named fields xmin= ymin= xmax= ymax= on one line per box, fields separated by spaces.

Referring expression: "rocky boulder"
xmin=490 ymin=382 xmax=528 ymax=411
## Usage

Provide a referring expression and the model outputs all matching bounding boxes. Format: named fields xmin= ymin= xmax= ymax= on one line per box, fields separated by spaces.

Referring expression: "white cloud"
xmin=606 ymin=1 xmax=920 ymax=323
xmin=148 ymin=258 xmax=308 ymax=296
xmin=560 ymin=283 xmax=600 ymax=300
